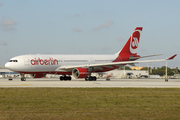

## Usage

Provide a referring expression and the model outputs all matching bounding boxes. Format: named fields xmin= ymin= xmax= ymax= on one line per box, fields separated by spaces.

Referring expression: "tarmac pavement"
xmin=0 ymin=78 xmax=180 ymax=88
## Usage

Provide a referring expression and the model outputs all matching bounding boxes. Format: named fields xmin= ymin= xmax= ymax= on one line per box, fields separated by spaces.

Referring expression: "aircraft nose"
xmin=5 ymin=62 xmax=10 ymax=69
xmin=4 ymin=62 xmax=11 ymax=69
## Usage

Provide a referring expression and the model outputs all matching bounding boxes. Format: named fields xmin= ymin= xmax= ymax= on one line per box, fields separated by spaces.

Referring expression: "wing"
xmin=55 ymin=54 xmax=177 ymax=72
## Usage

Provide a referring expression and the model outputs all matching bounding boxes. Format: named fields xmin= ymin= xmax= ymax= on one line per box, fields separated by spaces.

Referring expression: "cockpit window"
xmin=9 ymin=60 xmax=18 ymax=62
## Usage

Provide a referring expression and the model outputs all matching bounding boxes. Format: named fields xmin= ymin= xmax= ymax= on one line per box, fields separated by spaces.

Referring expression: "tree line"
xmin=119 ymin=66 xmax=179 ymax=76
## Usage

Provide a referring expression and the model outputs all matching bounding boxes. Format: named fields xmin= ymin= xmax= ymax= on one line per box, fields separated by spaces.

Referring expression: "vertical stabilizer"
xmin=113 ymin=27 xmax=143 ymax=62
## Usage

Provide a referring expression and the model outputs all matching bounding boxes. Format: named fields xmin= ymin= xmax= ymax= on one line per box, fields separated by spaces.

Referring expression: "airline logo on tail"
xmin=131 ymin=37 xmax=138 ymax=49
xmin=130 ymin=29 xmax=141 ymax=54
xmin=118 ymin=27 xmax=143 ymax=56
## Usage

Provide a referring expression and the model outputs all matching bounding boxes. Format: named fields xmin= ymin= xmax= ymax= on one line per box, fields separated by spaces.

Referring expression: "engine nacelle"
xmin=32 ymin=74 xmax=46 ymax=78
xmin=72 ymin=68 xmax=89 ymax=79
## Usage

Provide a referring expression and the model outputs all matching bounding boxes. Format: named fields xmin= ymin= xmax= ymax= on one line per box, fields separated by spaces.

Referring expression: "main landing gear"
xmin=60 ymin=75 xmax=72 ymax=81
xmin=84 ymin=67 xmax=97 ymax=81
xmin=85 ymin=76 xmax=97 ymax=81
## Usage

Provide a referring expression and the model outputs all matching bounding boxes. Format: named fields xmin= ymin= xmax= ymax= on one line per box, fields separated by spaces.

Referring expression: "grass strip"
xmin=0 ymin=88 xmax=180 ymax=120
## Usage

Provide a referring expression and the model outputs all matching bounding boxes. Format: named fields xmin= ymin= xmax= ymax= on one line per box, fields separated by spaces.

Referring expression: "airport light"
xmin=165 ymin=59 xmax=168 ymax=82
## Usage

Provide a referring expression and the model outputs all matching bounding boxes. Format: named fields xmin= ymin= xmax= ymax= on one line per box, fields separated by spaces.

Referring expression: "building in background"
xmin=0 ymin=66 xmax=20 ymax=78
xmin=93 ymin=69 xmax=149 ymax=79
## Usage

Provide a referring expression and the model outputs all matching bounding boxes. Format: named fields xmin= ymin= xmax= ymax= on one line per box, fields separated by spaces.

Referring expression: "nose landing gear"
xmin=21 ymin=77 xmax=26 ymax=81
xmin=20 ymin=73 xmax=26 ymax=81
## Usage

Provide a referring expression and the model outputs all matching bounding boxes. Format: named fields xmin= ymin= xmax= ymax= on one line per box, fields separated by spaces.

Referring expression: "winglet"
xmin=167 ymin=54 xmax=177 ymax=60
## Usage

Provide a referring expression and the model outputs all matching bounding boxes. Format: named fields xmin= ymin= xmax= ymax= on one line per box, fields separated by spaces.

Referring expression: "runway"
xmin=0 ymin=78 xmax=180 ymax=88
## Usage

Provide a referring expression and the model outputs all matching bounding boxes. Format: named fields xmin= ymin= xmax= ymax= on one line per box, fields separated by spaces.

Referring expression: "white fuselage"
xmin=5 ymin=54 xmax=118 ymax=73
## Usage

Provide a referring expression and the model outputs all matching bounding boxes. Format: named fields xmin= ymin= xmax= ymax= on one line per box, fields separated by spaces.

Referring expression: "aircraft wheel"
xmin=93 ymin=77 xmax=97 ymax=81
xmin=21 ymin=77 xmax=26 ymax=81
xmin=64 ymin=76 xmax=67 ymax=81
xmin=85 ymin=77 xmax=96 ymax=81
xmin=60 ymin=76 xmax=72 ymax=81
xmin=68 ymin=76 xmax=72 ymax=81
xmin=85 ymin=77 xmax=88 ymax=81
xmin=89 ymin=77 xmax=93 ymax=81
xmin=60 ymin=76 xmax=64 ymax=81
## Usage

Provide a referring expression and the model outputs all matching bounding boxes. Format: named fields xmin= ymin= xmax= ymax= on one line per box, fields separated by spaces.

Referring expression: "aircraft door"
xmin=90 ymin=57 xmax=95 ymax=64
xmin=24 ymin=58 xmax=29 ymax=66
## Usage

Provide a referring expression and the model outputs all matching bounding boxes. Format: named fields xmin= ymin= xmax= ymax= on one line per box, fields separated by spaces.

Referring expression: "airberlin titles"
xmin=31 ymin=58 xmax=58 ymax=65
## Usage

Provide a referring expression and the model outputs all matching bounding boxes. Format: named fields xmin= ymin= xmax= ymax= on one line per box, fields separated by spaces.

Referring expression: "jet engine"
xmin=32 ymin=74 xmax=46 ymax=78
xmin=72 ymin=68 xmax=89 ymax=79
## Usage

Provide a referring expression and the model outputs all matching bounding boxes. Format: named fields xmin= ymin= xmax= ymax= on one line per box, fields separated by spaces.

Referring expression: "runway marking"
xmin=0 ymin=84 xmax=32 ymax=87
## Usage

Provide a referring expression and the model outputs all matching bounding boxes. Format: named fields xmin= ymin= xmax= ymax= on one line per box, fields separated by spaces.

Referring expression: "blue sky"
xmin=0 ymin=0 xmax=180 ymax=68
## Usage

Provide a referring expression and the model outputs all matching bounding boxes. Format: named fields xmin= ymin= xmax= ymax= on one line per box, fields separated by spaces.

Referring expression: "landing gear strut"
xmin=60 ymin=75 xmax=72 ymax=81
xmin=85 ymin=67 xmax=97 ymax=81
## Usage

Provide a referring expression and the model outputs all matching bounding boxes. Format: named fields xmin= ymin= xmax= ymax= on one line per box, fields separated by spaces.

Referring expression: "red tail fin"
xmin=113 ymin=27 xmax=143 ymax=62
xmin=119 ymin=27 xmax=143 ymax=55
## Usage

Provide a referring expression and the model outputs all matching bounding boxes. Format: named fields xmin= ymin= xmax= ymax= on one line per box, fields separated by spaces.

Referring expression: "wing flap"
xmin=130 ymin=54 xmax=163 ymax=60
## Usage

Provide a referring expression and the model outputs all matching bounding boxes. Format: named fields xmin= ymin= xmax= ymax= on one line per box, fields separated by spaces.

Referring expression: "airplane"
xmin=5 ymin=27 xmax=177 ymax=81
